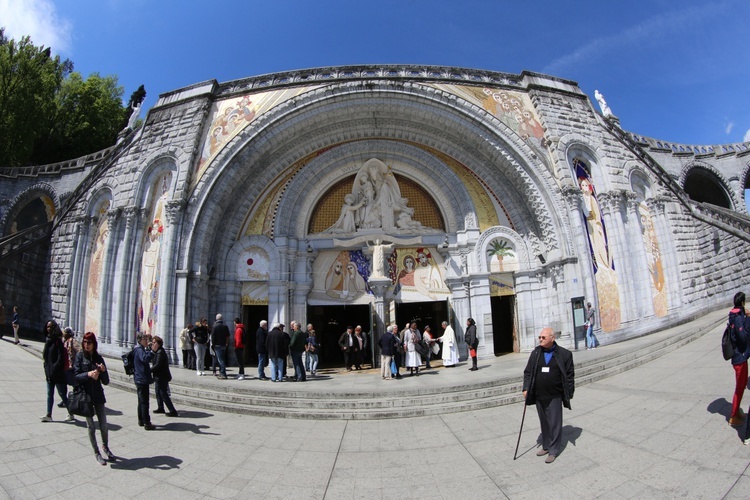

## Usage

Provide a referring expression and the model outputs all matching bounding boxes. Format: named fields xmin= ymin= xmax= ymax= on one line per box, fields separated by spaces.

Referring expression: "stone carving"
xmin=367 ymin=238 xmax=393 ymax=279
xmin=595 ymin=90 xmax=617 ymax=121
xmin=326 ymin=158 xmax=423 ymax=234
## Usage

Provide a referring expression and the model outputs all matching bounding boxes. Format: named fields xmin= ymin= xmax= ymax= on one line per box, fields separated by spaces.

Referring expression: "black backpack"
xmin=122 ymin=348 xmax=135 ymax=375
xmin=722 ymin=321 xmax=734 ymax=361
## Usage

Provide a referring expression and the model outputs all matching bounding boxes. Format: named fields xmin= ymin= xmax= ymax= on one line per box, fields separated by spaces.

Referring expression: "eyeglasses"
xmin=538 ymin=336 xmax=548 ymax=340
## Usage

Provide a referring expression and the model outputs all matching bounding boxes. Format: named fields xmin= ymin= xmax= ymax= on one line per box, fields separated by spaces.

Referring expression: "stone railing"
xmin=627 ymin=133 xmax=750 ymax=158
xmin=0 ymin=222 xmax=52 ymax=261
xmin=0 ymin=146 xmax=115 ymax=178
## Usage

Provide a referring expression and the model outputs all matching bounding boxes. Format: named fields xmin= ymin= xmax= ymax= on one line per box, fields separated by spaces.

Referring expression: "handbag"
xmin=414 ymin=341 xmax=428 ymax=357
xmin=67 ymin=386 xmax=94 ymax=417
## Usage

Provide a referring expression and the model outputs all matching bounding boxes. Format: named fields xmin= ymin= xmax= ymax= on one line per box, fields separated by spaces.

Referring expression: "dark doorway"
xmin=395 ymin=301 xmax=449 ymax=337
xmin=307 ymin=304 xmax=371 ymax=367
xmin=242 ymin=305 xmax=268 ymax=366
xmin=491 ymin=295 xmax=515 ymax=354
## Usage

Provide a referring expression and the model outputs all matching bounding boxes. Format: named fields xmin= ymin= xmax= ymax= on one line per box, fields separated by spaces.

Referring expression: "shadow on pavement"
xmin=707 ymin=398 xmax=731 ymax=419
xmin=155 ymin=421 xmax=219 ymax=435
xmin=109 ymin=455 xmax=183 ymax=470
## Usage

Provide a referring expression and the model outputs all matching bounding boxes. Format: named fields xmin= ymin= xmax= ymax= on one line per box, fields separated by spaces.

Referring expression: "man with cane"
xmin=520 ymin=327 xmax=575 ymax=463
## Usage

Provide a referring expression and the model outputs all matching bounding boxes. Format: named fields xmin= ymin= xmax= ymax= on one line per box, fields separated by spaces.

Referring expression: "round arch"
xmin=682 ymin=165 xmax=732 ymax=209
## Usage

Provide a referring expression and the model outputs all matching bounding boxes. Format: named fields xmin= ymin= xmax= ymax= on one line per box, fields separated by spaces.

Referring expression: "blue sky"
xmin=1 ymin=0 xmax=749 ymax=147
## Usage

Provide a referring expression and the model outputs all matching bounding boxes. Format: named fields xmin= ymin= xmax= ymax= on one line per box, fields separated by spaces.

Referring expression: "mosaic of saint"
xmin=136 ymin=172 xmax=172 ymax=335
xmin=638 ymin=201 xmax=668 ymax=317
xmin=389 ymin=247 xmax=449 ymax=302
xmin=576 ymin=160 xmax=621 ymax=332
xmin=309 ymin=250 xmax=371 ymax=304
xmin=84 ymin=200 xmax=110 ymax=335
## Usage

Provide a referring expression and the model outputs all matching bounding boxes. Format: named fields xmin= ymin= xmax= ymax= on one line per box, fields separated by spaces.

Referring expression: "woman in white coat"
xmin=438 ymin=320 xmax=459 ymax=367
xmin=403 ymin=323 xmax=422 ymax=376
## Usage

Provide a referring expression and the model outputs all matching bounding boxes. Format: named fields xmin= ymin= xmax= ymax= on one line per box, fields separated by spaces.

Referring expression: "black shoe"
xmin=143 ymin=423 xmax=155 ymax=430
xmin=166 ymin=412 xmax=179 ymax=417
xmin=102 ymin=446 xmax=116 ymax=461
xmin=153 ymin=408 xmax=165 ymax=414
xmin=138 ymin=421 xmax=144 ymax=427
xmin=57 ymin=401 xmax=66 ymax=408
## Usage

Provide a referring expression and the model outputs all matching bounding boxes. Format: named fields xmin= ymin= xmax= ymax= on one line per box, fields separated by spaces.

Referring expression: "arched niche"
xmin=683 ymin=166 xmax=732 ymax=209
xmin=629 ymin=169 xmax=652 ymax=202
xmin=475 ymin=226 xmax=531 ymax=273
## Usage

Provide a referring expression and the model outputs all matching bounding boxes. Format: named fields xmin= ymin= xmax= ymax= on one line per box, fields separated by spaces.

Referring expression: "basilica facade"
xmin=1 ymin=65 xmax=749 ymax=365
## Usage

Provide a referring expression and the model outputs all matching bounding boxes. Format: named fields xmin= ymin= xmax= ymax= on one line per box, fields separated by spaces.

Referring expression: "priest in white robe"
xmin=439 ymin=320 xmax=459 ymax=367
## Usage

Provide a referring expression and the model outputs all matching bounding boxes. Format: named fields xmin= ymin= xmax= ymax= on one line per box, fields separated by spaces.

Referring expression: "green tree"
xmin=487 ymin=239 xmax=513 ymax=272
xmin=0 ymin=29 xmax=71 ymax=167
xmin=33 ymin=71 xmax=126 ymax=163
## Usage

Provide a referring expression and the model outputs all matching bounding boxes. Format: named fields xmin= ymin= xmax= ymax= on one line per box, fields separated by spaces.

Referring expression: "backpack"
xmin=122 ymin=348 xmax=135 ymax=375
xmin=722 ymin=321 xmax=734 ymax=361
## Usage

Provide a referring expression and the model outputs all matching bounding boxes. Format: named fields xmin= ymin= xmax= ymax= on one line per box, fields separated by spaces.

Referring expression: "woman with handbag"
xmin=74 ymin=331 xmax=114 ymax=466
xmin=404 ymin=322 xmax=422 ymax=376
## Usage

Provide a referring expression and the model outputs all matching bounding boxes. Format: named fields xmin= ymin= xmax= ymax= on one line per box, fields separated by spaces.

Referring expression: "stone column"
xmin=561 ymin=185 xmax=597 ymax=305
xmin=66 ymin=216 xmax=87 ymax=331
xmin=598 ymin=190 xmax=633 ymax=323
xmin=368 ymin=277 xmax=391 ymax=368
xmin=625 ymin=193 xmax=650 ymax=318
xmin=112 ymin=207 xmax=138 ymax=347
xmin=126 ymin=209 xmax=148 ymax=344
xmin=647 ymin=196 xmax=680 ymax=308
xmin=99 ymin=209 xmax=120 ymax=345
xmin=156 ymin=200 xmax=184 ymax=360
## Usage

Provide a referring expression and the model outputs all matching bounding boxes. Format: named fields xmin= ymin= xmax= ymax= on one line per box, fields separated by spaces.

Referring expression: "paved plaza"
xmin=1 ymin=313 xmax=750 ymax=499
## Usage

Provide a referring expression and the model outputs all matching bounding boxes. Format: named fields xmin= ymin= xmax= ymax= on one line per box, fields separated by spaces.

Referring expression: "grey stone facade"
xmin=1 ymin=65 xmax=748 ymax=364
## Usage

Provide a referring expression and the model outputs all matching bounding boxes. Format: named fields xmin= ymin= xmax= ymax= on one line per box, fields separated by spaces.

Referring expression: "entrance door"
xmin=242 ymin=305 xmax=268 ymax=366
xmin=306 ymin=304 xmax=371 ymax=367
xmin=490 ymin=295 xmax=515 ymax=354
xmin=395 ymin=301 xmax=448 ymax=336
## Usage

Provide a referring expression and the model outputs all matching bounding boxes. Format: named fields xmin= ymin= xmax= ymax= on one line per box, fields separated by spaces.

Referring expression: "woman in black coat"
xmin=41 ymin=320 xmax=74 ymax=422
xmin=74 ymin=331 xmax=113 ymax=465
xmin=465 ymin=317 xmax=479 ymax=371
xmin=151 ymin=336 xmax=178 ymax=416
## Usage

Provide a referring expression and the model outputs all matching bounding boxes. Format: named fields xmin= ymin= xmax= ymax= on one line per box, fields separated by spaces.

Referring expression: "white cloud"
xmin=0 ymin=0 xmax=72 ymax=54
xmin=726 ymin=122 xmax=734 ymax=135
xmin=744 ymin=129 xmax=750 ymax=143
xmin=543 ymin=2 xmax=732 ymax=76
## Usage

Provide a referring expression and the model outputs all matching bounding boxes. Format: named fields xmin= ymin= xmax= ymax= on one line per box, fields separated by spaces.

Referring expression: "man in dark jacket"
xmin=266 ymin=323 xmax=287 ymax=382
xmin=289 ymin=321 xmax=307 ymax=382
xmin=41 ymin=320 xmax=73 ymax=422
xmin=133 ymin=332 xmax=155 ymax=430
xmin=211 ymin=314 xmax=230 ymax=379
xmin=522 ymin=327 xmax=575 ymax=464
xmin=378 ymin=325 xmax=399 ymax=380
xmin=339 ymin=326 xmax=355 ymax=371
xmin=256 ymin=320 xmax=269 ymax=380
xmin=151 ymin=335 xmax=178 ymax=417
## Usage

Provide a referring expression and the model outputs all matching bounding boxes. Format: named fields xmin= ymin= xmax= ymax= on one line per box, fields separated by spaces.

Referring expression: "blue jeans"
xmin=257 ymin=352 xmax=267 ymax=378
xmin=306 ymin=352 xmax=318 ymax=372
xmin=213 ymin=345 xmax=227 ymax=377
xmin=46 ymin=380 xmax=69 ymax=417
xmin=291 ymin=351 xmax=306 ymax=381
xmin=586 ymin=325 xmax=596 ymax=348
xmin=269 ymin=357 xmax=284 ymax=381
xmin=194 ymin=343 xmax=207 ymax=372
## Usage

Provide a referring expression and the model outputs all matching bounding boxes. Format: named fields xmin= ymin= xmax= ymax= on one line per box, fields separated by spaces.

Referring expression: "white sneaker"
xmin=237 ymin=375 xmax=244 ymax=380
xmin=201 ymin=371 xmax=205 ymax=376
xmin=197 ymin=371 xmax=201 ymax=376
xmin=40 ymin=415 xmax=52 ymax=422
xmin=64 ymin=414 xmax=75 ymax=422
xmin=744 ymin=437 xmax=750 ymax=445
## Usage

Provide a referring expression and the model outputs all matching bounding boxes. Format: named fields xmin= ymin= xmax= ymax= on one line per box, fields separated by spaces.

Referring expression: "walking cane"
xmin=513 ymin=400 xmax=527 ymax=460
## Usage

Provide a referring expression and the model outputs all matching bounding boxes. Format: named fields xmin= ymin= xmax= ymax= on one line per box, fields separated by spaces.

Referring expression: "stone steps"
xmin=101 ymin=313 xmax=718 ymax=420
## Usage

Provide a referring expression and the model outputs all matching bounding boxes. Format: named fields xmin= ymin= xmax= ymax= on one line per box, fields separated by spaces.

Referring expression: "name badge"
xmin=541 ymin=367 xmax=550 ymax=373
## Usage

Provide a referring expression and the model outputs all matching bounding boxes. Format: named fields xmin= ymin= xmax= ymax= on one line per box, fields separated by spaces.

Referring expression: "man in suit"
xmin=522 ymin=327 xmax=575 ymax=464
xmin=338 ymin=326 xmax=355 ymax=371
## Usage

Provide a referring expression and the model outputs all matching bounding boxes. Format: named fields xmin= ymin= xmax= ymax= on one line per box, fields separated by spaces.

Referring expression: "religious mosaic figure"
xmin=85 ymin=202 xmax=110 ymax=334
xmin=414 ymin=249 xmax=445 ymax=300
xmin=576 ymin=161 xmax=621 ymax=332
xmin=324 ymin=252 xmax=368 ymax=301
xmin=137 ymin=173 xmax=171 ymax=334
xmin=638 ymin=202 xmax=668 ymax=317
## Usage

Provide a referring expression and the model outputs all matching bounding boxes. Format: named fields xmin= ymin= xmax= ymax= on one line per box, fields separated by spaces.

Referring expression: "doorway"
xmin=491 ymin=295 xmax=515 ymax=354
xmin=242 ymin=305 xmax=268 ymax=365
xmin=394 ymin=301 xmax=448 ymax=335
xmin=306 ymin=304 xmax=371 ymax=367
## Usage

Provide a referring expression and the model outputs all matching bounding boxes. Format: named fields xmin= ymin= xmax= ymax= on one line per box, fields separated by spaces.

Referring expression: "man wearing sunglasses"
xmin=522 ymin=327 xmax=575 ymax=464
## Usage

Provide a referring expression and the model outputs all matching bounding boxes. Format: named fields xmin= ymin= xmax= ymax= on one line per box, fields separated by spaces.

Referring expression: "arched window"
xmin=683 ymin=168 xmax=731 ymax=209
